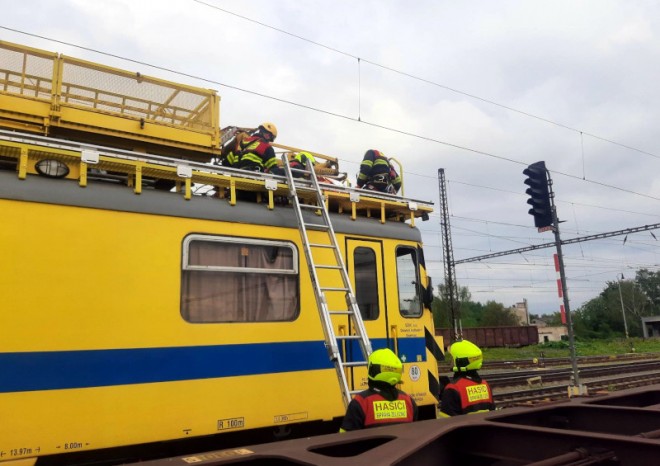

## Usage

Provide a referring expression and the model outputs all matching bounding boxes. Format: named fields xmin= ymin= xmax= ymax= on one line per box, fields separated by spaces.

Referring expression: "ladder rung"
xmin=310 ymin=243 xmax=334 ymax=248
xmin=342 ymin=361 xmax=368 ymax=367
xmin=304 ymin=223 xmax=329 ymax=231
xmin=329 ymin=310 xmax=353 ymax=315
xmin=321 ymin=287 xmax=349 ymax=292
xmin=299 ymin=203 xmax=321 ymax=210
xmin=315 ymin=264 xmax=342 ymax=269
xmin=337 ymin=334 xmax=361 ymax=340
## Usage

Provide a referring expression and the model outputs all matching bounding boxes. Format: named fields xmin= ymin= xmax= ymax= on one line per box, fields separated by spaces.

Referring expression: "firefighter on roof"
xmin=438 ymin=339 xmax=495 ymax=417
xmin=226 ymin=122 xmax=283 ymax=175
xmin=340 ymin=348 xmax=417 ymax=431
xmin=356 ymin=149 xmax=401 ymax=194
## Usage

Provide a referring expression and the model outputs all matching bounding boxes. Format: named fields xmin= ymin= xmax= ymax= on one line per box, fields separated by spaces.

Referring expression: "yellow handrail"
xmin=388 ymin=156 xmax=404 ymax=196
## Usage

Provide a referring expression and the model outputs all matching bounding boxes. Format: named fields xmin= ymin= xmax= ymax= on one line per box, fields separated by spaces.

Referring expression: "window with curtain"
xmin=396 ymin=246 xmax=422 ymax=317
xmin=181 ymin=235 xmax=299 ymax=323
xmin=354 ymin=247 xmax=379 ymax=320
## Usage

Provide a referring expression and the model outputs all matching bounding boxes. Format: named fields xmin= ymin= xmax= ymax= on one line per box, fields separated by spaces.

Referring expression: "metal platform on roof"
xmin=0 ymin=40 xmax=220 ymax=160
xmin=0 ymin=129 xmax=433 ymax=226
xmin=127 ymin=384 xmax=660 ymax=466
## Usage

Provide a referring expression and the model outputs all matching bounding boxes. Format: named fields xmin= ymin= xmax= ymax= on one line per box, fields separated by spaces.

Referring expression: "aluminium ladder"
xmin=282 ymin=155 xmax=373 ymax=409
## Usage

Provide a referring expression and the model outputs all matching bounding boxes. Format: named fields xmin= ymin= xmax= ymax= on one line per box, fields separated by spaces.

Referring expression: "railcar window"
xmin=354 ymin=247 xmax=379 ymax=320
xmin=396 ymin=247 xmax=422 ymax=317
xmin=181 ymin=235 xmax=299 ymax=322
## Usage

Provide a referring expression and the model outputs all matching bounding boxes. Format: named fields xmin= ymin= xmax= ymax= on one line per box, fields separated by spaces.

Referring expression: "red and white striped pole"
xmin=554 ymin=253 xmax=566 ymax=324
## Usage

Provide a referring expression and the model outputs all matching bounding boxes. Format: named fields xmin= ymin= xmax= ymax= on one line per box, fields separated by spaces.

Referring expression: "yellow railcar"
xmin=0 ymin=40 xmax=443 ymax=466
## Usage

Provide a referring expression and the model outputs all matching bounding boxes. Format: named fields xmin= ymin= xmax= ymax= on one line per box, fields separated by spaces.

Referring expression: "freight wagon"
xmin=436 ymin=326 xmax=540 ymax=349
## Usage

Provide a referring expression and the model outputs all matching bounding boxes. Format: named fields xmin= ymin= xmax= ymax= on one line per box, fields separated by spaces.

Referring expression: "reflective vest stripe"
xmin=241 ymin=152 xmax=263 ymax=166
xmin=238 ymin=137 xmax=270 ymax=168
xmin=227 ymin=151 xmax=238 ymax=165
xmin=446 ymin=378 xmax=493 ymax=414
xmin=263 ymin=156 xmax=279 ymax=170
xmin=356 ymin=391 xmax=415 ymax=428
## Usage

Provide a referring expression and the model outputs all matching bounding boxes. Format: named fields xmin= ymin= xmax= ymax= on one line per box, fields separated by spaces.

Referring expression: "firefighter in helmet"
xmin=231 ymin=122 xmax=283 ymax=175
xmin=438 ymin=339 xmax=495 ymax=417
xmin=356 ymin=149 xmax=401 ymax=194
xmin=340 ymin=348 xmax=417 ymax=432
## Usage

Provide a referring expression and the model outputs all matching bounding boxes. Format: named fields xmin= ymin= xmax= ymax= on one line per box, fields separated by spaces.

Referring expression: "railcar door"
xmin=345 ymin=238 xmax=387 ymax=391
xmin=346 ymin=240 xmax=432 ymax=399
xmin=386 ymin=245 xmax=429 ymax=393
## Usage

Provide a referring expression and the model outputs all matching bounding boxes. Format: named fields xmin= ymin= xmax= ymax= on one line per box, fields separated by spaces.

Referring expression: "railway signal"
xmin=523 ymin=161 xmax=553 ymax=229
xmin=520 ymin=162 xmax=584 ymax=395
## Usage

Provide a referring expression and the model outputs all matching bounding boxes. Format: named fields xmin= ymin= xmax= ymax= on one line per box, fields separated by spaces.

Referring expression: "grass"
xmin=481 ymin=338 xmax=660 ymax=361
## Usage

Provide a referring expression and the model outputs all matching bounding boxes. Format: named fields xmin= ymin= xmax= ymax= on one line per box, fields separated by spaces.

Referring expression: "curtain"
xmin=182 ymin=240 xmax=298 ymax=322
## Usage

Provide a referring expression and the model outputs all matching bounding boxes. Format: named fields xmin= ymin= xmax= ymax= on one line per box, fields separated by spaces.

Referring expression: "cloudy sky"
xmin=3 ymin=0 xmax=660 ymax=316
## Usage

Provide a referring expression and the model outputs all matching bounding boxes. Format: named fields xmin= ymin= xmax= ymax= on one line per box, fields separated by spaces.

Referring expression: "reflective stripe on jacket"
xmin=237 ymin=136 xmax=271 ymax=169
xmin=235 ymin=136 xmax=282 ymax=175
xmin=439 ymin=374 xmax=494 ymax=417
xmin=355 ymin=389 xmax=415 ymax=428
xmin=358 ymin=149 xmax=391 ymax=187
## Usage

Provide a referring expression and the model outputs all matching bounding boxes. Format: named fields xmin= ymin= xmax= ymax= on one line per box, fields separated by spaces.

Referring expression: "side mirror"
xmin=423 ymin=276 xmax=434 ymax=307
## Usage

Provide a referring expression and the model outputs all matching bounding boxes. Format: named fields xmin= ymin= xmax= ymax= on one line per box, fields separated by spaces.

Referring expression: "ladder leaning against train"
xmin=283 ymin=153 xmax=373 ymax=408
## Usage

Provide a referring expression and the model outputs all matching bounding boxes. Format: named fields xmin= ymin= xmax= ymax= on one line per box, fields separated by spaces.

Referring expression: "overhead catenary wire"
xmin=192 ymin=0 xmax=660 ymax=162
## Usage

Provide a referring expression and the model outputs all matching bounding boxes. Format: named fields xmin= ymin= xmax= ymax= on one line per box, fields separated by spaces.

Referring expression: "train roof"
xmin=0 ymin=129 xmax=433 ymax=235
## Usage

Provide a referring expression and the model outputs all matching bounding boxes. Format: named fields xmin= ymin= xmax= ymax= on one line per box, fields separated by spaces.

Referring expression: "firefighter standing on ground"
xmin=340 ymin=348 xmax=417 ymax=432
xmin=438 ymin=339 xmax=495 ymax=417
xmin=224 ymin=122 xmax=283 ymax=175
xmin=356 ymin=149 xmax=401 ymax=194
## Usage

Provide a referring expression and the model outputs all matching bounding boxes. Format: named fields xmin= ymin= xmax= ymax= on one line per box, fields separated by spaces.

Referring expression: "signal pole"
xmin=523 ymin=161 xmax=586 ymax=396
xmin=549 ymin=188 xmax=583 ymax=392
xmin=617 ymin=274 xmax=630 ymax=339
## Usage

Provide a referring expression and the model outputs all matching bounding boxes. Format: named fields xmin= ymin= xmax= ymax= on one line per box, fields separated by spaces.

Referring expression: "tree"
xmin=432 ymin=285 xmax=503 ymax=328
xmin=544 ymin=312 xmax=564 ymax=326
xmin=433 ymin=284 xmax=473 ymax=328
xmin=573 ymin=273 xmax=655 ymax=338
xmin=635 ymin=269 xmax=660 ymax=313
xmin=530 ymin=312 xmax=563 ymax=326
xmin=480 ymin=301 xmax=520 ymax=327
xmin=573 ymin=296 xmax=616 ymax=339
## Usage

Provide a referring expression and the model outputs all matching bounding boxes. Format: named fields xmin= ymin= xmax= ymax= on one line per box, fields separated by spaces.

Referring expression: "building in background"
xmin=531 ymin=318 xmax=568 ymax=343
xmin=509 ymin=299 xmax=529 ymax=326
xmin=642 ymin=316 xmax=660 ymax=338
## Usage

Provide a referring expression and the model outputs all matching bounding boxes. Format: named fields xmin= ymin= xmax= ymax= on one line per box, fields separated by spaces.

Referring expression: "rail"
xmin=487 ymin=360 xmax=660 ymax=390
xmin=495 ymin=371 xmax=660 ymax=407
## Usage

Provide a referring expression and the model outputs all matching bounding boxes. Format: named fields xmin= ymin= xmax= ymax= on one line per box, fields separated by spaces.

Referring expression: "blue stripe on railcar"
xmin=0 ymin=337 xmax=426 ymax=393
xmin=1 ymin=341 xmax=331 ymax=393
xmin=395 ymin=337 xmax=428 ymax=362
xmin=340 ymin=338 xmax=428 ymax=365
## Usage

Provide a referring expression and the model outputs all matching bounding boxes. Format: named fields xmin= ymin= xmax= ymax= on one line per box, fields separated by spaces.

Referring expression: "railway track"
xmin=495 ymin=371 xmax=660 ymax=407
xmin=486 ymin=360 xmax=660 ymax=389
xmin=438 ymin=352 xmax=660 ymax=408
